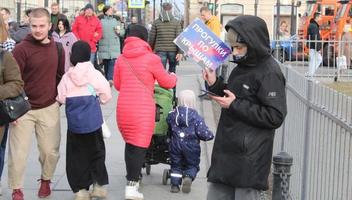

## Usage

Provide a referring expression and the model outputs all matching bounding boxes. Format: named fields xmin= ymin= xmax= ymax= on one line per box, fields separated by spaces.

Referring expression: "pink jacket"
xmin=114 ymin=37 xmax=177 ymax=148
xmin=57 ymin=61 xmax=112 ymax=133
xmin=57 ymin=61 xmax=111 ymax=104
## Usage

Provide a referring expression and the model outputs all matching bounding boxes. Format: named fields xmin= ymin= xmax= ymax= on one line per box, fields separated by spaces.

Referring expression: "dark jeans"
xmin=103 ymin=59 xmax=116 ymax=81
xmin=157 ymin=51 xmax=177 ymax=73
xmin=125 ymin=143 xmax=147 ymax=181
xmin=0 ymin=124 xmax=8 ymax=179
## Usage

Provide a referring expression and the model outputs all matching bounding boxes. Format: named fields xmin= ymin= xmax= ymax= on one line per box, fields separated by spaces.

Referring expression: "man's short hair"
xmin=200 ymin=6 xmax=210 ymax=13
xmin=162 ymin=3 xmax=172 ymax=11
xmin=51 ymin=2 xmax=59 ymax=7
xmin=29 ymin=8 xmax=50 ymax=22
xmin=0 ymin=8 xmax=11 ymax=15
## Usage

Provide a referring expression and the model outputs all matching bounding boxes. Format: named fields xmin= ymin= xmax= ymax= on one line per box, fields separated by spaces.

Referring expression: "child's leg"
xmin=170 ymin=144 xmax=183 ymax=187
xmin=181 ymin=144 xmax=201 ymax=193
xmin=66 ymin=130 xmax=94 ymax=193
xmin=183 ymin=145 xmax=201 ymax=180
xmin=91 ymin=129 xmax=109 ymax=186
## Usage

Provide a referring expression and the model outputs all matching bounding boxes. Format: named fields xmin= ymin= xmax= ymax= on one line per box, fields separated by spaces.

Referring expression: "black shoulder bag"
xmin=0 ymin=50 xmax=31 ymax=125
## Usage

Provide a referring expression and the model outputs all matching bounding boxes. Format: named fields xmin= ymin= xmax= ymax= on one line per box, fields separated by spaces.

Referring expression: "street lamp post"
xmin=276 ymin=0 xmax=280 ymax=40
xmin=16 ymin=0 xmax=21 ymax=23
xmin=290 ymin=0 xmax=295 ymax=35
xmin=254 ymin=0 xmax=258 ymax=16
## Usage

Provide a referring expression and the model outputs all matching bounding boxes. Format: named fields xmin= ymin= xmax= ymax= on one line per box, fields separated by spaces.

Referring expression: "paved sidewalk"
xmin=0 ymin=60 xmax=217 ymax=200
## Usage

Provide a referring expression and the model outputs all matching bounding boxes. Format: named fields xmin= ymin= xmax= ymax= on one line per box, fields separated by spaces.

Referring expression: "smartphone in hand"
xmin=200 ymin=89 xmax=221 ymax=97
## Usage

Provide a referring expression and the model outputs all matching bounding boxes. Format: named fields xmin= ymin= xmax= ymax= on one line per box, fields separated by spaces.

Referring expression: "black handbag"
xmin=0 ymin=50 xmax=31 ymax=125
xmin=0 ymin=92 xmax=31 ymax=125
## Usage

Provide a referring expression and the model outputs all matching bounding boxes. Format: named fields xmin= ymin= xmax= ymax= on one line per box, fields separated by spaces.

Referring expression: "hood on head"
xmin=171 ymin=106 xmax=197 ymax=127
xmin=225 ymin=15 xmax=271 ymax=67
xmin=159 ymin=10 xmax=174 ymax=22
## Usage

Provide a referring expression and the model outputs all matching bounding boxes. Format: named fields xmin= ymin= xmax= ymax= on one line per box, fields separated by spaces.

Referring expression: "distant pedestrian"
xmin=9 ymin=8 xmax=65 ymax=200
xmin=57 ymin=40 xmax=112 ymax=200
xmin=307 ymin=12 xmax=322 ymax=76
xmin=200 ymin=6 xmax=221 ymax=37
xmin=72 ymin=3 xmax=102 ymax=63
xmin=50 ymin=2 xmax=67 ymax=33
xmin=148 ymin=2 xmax=183 ymax=73
xmin=9 ymin=9 xmax=32 ymax=43
xmin=114 ymin=25 xmax=177 ymax=200
xmin=167 ymin=90 xmax=213 ymax=194
xmin=0 ymin=8 xmax=18 ymax=33
xmin=52 ymin=18 xmax=78 ymax=72
xmin=125 ymin=16 xmax=138 ymax=37
xmin=0 ymin=14 xmax=24 ymax=196
xmin=0 ymin=14 xmax=15 ymax=51
xmin=98 ymin=5 xmax=125 ymax=86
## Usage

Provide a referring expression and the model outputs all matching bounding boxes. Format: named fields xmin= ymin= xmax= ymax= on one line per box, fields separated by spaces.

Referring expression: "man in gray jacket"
xmin=148 ymin=2 xmax=182 ymax=73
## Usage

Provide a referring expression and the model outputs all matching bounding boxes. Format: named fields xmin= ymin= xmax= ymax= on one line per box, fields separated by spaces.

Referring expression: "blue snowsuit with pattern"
xmin=167 ymin=106 xmax=214 ymax=186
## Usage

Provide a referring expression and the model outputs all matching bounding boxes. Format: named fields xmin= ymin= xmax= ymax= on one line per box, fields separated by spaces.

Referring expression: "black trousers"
xmin=66 ymin=128 xmax=109 ymax=193
xmin=125 ymin=143 xmax=147 ymax=181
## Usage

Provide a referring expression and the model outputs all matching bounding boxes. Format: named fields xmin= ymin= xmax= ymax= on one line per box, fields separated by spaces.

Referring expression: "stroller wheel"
xmin=162 ymin=169 xmax=169 ymax=185
xmin=145 ymin=163 xmax=151 ymax=175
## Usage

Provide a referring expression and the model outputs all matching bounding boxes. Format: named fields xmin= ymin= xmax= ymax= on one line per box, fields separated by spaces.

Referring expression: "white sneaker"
xmin=125 ymin=181 xmax=143 ymax=200
xmin=74 ymin=189 xmax=90 ymax=200
xmin=91 ymin=183 xmax=107 ymax=199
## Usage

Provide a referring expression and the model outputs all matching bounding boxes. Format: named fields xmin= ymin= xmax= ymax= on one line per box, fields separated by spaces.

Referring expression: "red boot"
xmin=38 ymin=179 xmax=51 ymax=198
xmin=12 ymin=189 xmax=24 ymax=200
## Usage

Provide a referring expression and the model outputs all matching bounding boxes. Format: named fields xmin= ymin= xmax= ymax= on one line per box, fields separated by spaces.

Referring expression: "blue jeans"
xmin=103 ymin=59 xmax=116 ymax=81
xmin=157 ymin=51 xmax=177 ymax=73
xmin=0 ymin=124 xmax=8 ymax=179
xmin=90 ymin=53 xmax=96 ymax=64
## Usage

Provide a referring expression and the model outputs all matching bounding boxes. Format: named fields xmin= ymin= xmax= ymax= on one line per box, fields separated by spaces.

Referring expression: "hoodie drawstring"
xmin=174 ymin=107 xmax=189 ymax=127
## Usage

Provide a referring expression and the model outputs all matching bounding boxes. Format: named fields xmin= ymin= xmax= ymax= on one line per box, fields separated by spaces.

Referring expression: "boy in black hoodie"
xmin=203 ymin=15 xmax=287 ymax=200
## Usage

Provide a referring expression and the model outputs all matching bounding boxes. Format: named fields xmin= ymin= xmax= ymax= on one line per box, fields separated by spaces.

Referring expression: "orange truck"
xmin=297 ymin=0 xmax=352 ymax=65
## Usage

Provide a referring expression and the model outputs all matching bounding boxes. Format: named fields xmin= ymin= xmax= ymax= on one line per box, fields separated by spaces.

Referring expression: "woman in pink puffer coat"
xmin=113 ymin=25 xmax=177 ymax=199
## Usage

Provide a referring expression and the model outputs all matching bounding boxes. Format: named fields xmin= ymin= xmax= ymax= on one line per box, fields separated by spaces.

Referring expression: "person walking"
xmin=98 ymin=5 xmax=125 ymax=86
xmin=114 ymin=25 xmax=177 ymax=200
xmin=200 ymin=6 xmax=221 ymax=37
xmin=0 ymin=14 xmax=15 ymax=52
xmin=148 ymin=2 xmax=183 ymax=73
xmin=307 ymin=12 xmax=322 ymax=76
xmin=10 ymin=9 xmax=32 ymax=43
xmin=50 ymin=2 xmax=67 ymax=33
xmin=72 ymin=3 xmax=102 ymax=63
xmin=203 ymin=16 xmax=287 ymax=200
xmin=9 ymin=8 xmax=65 ymax=200
xmin=52 ymin=18 xmax=78 ymax=72
xmin=0 ymin=14 xmax=24 ymax=196
xmin=57 ymin=40 xmax=112 ymax=200
xmin=167 ymin=90 xmax=214 ymax=194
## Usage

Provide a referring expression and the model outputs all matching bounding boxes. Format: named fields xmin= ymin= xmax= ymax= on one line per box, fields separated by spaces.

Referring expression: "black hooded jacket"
xmin=207 ymin=16 xmax=287 ymax=190
xmin=307 ymin=19 xmax=322 ymax=51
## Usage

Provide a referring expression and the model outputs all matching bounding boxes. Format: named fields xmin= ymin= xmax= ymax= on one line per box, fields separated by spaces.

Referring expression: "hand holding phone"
xmin=200 ymin=89 xmax=220 ymax=97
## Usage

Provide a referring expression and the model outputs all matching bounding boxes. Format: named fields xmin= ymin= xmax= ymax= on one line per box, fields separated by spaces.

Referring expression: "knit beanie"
xmin=127 ymin=24 xmax=148 ymax=42
xmin=70 ymin=40 xmax=91 ymax=66
xmin=84 ymin=3 xmax=94 ymax=11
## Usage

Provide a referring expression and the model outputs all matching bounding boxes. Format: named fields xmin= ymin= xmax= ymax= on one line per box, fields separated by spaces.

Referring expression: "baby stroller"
xmin=143 ymin=85 xmax=176 ymax=185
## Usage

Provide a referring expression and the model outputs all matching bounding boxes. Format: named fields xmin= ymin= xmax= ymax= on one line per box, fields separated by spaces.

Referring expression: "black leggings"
xmin=125 ymin=143 xmax=147 ymax=181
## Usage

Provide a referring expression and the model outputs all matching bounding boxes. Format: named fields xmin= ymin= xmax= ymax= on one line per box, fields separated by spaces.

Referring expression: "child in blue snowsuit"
xmin=166 ymin=90 xmax=214 ymax=193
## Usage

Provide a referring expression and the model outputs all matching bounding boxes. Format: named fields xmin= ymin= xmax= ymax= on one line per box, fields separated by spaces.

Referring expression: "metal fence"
xmin=274 ymin=61 xmax=352 ymax=200
xmin=272 ymin=38 xmax=352 ymax=82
